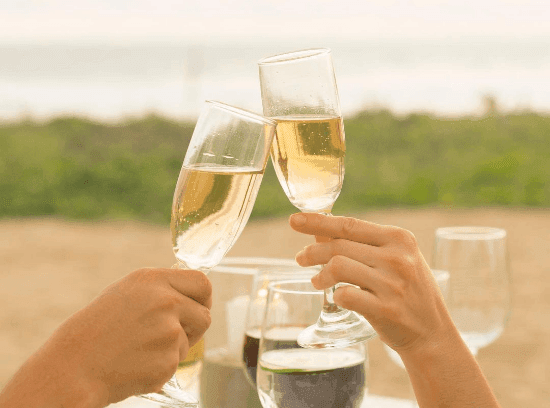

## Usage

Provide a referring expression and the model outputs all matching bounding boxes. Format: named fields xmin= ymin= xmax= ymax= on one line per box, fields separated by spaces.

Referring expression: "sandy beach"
xmin=1 ymin=208 xmax=548 ymax=407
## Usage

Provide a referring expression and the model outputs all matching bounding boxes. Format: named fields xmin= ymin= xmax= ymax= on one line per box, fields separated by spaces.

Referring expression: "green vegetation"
xmin=1 ymin=109 xmax=549 ymax=224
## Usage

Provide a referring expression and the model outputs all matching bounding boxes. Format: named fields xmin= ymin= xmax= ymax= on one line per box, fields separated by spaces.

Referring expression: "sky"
xmin=2 ymin=0 xmax=549 ymax=119
xmin=2 ymin=0 xmax=550 ymax=43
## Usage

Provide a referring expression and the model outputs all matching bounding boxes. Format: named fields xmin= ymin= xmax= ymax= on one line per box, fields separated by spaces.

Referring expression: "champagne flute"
xmin=256 ymin=279 xmax=368 ymax=408
xmin=141 ymin=100 xmax=276 ymax=407
xmin=432 ymin=226 xmax=512 ymax=356
xmin=258 ymin=48 xmax=376 ymax=348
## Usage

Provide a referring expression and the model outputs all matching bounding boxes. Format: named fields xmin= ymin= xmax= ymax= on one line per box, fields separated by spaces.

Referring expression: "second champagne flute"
xmin=258 ymin=48 xmax=376 ymax=348
xmin=140 ymin=100 xmax=276 ymax=407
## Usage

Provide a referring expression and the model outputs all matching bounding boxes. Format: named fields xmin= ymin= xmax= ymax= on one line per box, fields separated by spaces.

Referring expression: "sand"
xmin=1 ymin=208 xmax=548 ymax=407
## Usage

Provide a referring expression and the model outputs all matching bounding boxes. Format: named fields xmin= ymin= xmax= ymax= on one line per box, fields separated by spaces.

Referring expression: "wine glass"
xmin=432 ymin=226 xmax=512 ymax=356
xmin=258 ymin=48 xmax=376 ymax=348
xmin=242 ymin=263 xmax=320 ymax=387
xmin=256 ymin=279 xmax=368 ymax=408
xmin=140 ymin=100 xmax=276 ymax=407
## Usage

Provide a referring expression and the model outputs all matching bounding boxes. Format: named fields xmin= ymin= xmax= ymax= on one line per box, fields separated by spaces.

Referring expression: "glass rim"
xmin=268 ymin=278 xmax=323 ymax=295
xmin=219 ymin=257 xmax=298 ymax=267
xmin=258 ymin=48 xmax=331 ymax=66
xmin=204 ymin=100 xmax=277 ymax=126
xmin=435 ymin=226 xmax=507 ymax=240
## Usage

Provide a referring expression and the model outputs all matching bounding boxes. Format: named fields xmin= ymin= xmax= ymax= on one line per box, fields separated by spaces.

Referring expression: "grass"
xmin=1 ymin=109 xmax=549 ymax=225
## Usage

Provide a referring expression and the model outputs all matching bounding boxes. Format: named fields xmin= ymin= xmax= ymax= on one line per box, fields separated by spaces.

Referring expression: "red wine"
xmin=258 ymin=348 xmax=366 ymax=408
xmin=242 ymin=326 xmax=301 ymax=385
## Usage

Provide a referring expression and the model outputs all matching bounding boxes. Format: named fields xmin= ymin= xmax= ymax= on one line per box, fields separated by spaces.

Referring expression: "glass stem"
xmin=323 ymin=285 xmax=343 ymax=313
xmin=316 ymin=210 xmax=348 ymax=316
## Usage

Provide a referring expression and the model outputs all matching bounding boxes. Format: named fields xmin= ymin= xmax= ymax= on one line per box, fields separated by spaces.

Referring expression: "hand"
xmin=0 ymin=268 xmax=212 ymax=408
xmin=289 ymin=213 xmax=454 ymax=355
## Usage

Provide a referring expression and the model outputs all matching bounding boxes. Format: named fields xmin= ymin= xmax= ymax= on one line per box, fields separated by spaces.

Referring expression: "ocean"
xmin=1 ymin=38 xmax=549 ymax=121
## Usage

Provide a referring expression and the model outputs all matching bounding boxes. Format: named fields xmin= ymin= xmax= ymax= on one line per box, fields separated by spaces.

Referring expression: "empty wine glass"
xmin=140 ymin=101 xmax=276 ymax=407
xmin=258 ymin=48 xmax=376 ymax=349
xmin=256 ymin=279 xmax=368 ymax=408
xmin=432 ymin=227 xmax=512 ymax=356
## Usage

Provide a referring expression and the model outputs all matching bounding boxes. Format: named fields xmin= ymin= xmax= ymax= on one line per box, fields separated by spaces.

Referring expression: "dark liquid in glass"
xmin=259 ymin=348 xmax=366 ymax=408
xmin=242 ymin=327 xmax=300 ymax=385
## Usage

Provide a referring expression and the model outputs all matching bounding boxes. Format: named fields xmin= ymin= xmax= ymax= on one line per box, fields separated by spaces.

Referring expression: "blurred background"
xmin=1 ymin=1 xmax=549 ymax=407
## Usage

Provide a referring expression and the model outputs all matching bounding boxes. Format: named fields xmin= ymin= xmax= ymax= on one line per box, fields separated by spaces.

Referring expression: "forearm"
xmin=400 ymin=324 xmax=501 ymax=408
xmin=0 ymin=340 xmax=108 ymax=408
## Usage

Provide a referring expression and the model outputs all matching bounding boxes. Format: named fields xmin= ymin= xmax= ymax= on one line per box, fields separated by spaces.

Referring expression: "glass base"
xmin=140 ymin=376 xmax=199 ymax=408
xmin=297 ymin=309 xmax=377 ymax=349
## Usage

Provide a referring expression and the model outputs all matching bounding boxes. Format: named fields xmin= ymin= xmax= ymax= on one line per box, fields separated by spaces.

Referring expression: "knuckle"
xmin=198 ymin=307 xmax=212 ymax=332
xmin=130 ymin=267 xmax=150 ymax=280
xmin=382 ymin=249 xmax=400 ymax=267
xmin=330 ymin=239 xmax=345 ymax=256
xmin=388 ymin=279 xmax=407 ymax=300
xmin=330 ymin=254 xmax=347 ymax=268
xmin=165 ymin=320 xmax=183 ymax=342
xmin=182 ymin=309 xmax=211 ymax=340
xmin=302 ymin=244 xmax=315 ymax=262
xmin=380 ymin=302 xmax=399 ymax=321
xmin=166 ymin=355 xmax=180 ymax=376
xmin=383 ymin=249 xmax=415 ymax=271
xmin=334 ymin=285 xmax=352 ymax=306
xmin=194 ymin=272 xmax=213 ymax=295
xmin=402 ymin=254 xmax=416 ymax=270
xmin=162 ymin=293 xmax=183 ymax=311
xmin=132 ymin=267 xmax=165 ymax=286
xmin=341 ymin=217 xmax=358 ymax=236
xmin=326 ymin=255 xmax=346 ymax=279
xmin=391 ymin=227 xmax=417 ymax=247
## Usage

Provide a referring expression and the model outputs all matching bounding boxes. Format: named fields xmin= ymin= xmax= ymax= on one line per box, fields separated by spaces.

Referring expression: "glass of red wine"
xmin=242 ymin=264 xmax=319 ymax=387
xmin=256 ymin=279 xmax=369 ymax=408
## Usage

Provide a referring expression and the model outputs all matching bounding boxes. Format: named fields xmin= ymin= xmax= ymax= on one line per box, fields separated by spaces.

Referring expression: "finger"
xmin=164 ymin=268 xmax=213 ymax=308
xmin=178 ymin=330 xmax=190 ymax=362
xmin=311 ymin=256 xmax=383 ymax=294
xmin=296 ymin=239 xmax=381 ymax=268
xmin=290 ymin=213 xmax=392 ymax=246
xmin=177 ymin=296 xmax=212 ymax=346
xmin=333 ymin=285 xmax=382 ymax=325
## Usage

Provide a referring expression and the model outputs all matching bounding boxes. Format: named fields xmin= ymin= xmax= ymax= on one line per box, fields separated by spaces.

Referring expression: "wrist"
xmin=398 ymin=315 xmax=466 ymax=369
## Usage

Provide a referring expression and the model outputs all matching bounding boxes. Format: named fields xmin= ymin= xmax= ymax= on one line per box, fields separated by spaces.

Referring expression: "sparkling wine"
xmin=258 ymin=348 xmax=366 ymax=408
xmin=242 ymin=326 xmax=301 ymax=386
xmin=270 ymin=115 xmax=345 ymax=213
xmin=171 ymin=165 xmax=264 ymax=270
xmin=175 ymin=338 xmax=204 ymax=397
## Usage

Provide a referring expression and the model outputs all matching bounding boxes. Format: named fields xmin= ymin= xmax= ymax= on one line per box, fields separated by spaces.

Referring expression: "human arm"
xmin=289 ymin=212 xmax=501 ymax=408
xmin=0 ymin=267 xmax=212 ymax=408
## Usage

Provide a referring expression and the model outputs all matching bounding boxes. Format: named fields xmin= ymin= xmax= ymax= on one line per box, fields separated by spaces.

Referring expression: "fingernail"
xmin=290 ymin=213 xmax=306 ymax=226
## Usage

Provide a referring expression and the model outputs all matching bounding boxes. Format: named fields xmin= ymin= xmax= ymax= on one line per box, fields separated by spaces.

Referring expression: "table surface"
xmin=108 ymin=394 xmax=416 ymax=408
